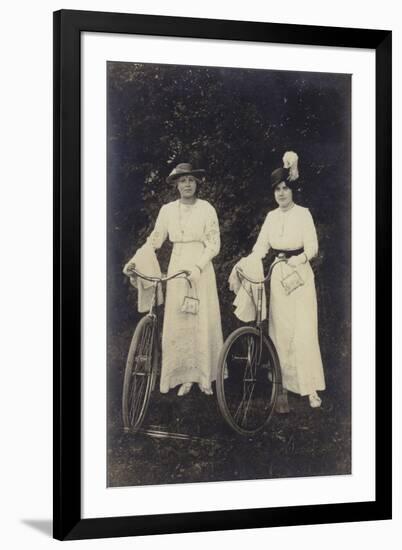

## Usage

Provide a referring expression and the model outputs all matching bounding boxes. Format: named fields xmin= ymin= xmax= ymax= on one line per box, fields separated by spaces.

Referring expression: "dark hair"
xmin=272 ymin=179 xmax=299 ymax=192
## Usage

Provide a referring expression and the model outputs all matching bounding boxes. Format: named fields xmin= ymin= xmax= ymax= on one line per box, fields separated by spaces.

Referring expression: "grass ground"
xmin=107 ymin=380 xmax=350 ymax=487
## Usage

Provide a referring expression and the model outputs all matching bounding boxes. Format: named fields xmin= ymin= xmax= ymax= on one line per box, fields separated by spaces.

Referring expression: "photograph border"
xmin=53 ymin=9 xmax=392 ymax=541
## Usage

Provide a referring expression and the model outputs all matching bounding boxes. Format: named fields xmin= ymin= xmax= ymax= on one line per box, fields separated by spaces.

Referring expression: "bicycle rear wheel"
xmin=216 ymin=326 xmax=281 ymax=436
xmin=122 ymin=315 xmax=157 ymax=433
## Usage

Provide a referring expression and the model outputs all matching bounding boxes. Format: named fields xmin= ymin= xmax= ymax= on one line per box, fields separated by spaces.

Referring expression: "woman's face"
xmin=177 ymin=175 xmax=197 ymax=199
xmin=274 ymin=181 xmax=293 ymax=208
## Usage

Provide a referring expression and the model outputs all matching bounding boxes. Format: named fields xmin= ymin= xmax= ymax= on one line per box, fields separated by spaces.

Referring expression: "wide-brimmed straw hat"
xmin=166 ymin=163 xmax=205 ymax=183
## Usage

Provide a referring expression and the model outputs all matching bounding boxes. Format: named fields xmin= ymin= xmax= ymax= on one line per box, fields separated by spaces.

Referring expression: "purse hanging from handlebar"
xmin=181 ymin=280 xmax=200 ymax=315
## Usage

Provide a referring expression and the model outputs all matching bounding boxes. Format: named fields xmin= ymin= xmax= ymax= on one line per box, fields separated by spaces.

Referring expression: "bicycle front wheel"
xmin=216 ymin=326 xmax=281 ymax=436
xmin=122 ymin=315 xmax=157 ymax=433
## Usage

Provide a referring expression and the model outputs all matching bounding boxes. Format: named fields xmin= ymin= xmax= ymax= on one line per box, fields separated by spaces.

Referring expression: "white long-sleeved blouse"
xmin=252 ymin=204 xmax=318 ymax=261
xmin=146 ymin=199 xmax=220 ymax=271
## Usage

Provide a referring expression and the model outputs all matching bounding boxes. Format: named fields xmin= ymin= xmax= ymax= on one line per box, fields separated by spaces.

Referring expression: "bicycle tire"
xmin=216 ymin=326 xmax=281 ymax=436
xmin=122 ymin=315 xmax=157 ymax=433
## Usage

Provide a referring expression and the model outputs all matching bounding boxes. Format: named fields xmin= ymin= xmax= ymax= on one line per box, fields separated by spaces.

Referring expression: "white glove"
xmin=123 ymin=259 xmax=136 ymax=277
xmin=188 ymin=265 xmax=201 ymax=284
xmin=287 ymin=253 xmax=307 ymax=268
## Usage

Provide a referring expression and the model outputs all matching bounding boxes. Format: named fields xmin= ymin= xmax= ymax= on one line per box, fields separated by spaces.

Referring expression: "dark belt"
xmin=271 ymin=247 xmax=304 ymax=259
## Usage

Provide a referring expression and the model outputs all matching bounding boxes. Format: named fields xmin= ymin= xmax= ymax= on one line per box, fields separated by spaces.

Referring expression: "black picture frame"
xmin=53 ymin=9 xmax=392 ymax=541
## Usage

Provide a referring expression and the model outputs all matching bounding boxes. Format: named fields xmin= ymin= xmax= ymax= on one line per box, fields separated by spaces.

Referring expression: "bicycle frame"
xmin=124 ymin=265 xmax=192 ymax=378
xmin=236 ymin=255 xmax=287 ymax=364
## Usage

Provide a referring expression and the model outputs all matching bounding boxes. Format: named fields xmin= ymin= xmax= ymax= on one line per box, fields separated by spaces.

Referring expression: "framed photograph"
xmin=53 ymin=9 xmax=392 ymax=541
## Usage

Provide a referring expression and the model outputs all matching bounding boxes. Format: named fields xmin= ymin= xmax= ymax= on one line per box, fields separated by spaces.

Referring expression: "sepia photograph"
xmin=106 ymin=61 xmax=351 ymax=488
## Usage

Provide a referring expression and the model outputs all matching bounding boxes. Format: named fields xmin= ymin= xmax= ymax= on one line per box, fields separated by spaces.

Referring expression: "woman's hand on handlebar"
xmin=187 ymin=265 xmax=201 ymax=284
xmin=123 ymin=260 xmax=136 ymax=277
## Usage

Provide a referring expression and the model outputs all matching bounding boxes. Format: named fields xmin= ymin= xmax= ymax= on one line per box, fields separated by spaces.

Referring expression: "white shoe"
xmin=309 ymin=392 xmax=322 ymax=408
xmin=177 ymin=383 xmax=193 ymax=396
xmin=198 ymin=384 xmax=213 ymax=395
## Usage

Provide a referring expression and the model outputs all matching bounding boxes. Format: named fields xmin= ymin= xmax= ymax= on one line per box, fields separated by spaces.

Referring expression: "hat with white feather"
xmin=271 ymin=151 xmax=299 ymax=188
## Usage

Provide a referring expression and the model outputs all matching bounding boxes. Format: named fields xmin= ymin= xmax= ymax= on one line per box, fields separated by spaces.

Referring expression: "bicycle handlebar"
xmin=126 ymin=254 xmax=287 ymax=287
xmin=236 ymin=254 xmax=288 ymax=285
xmin=124 ymin=264 xmax=191 ymax=284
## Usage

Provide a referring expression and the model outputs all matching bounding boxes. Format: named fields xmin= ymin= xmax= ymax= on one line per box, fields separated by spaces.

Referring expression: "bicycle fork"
xmin=256 ymin=283 xmax=264 ymax=365
xmin=147 ymin=281 xmax=161 ymax=392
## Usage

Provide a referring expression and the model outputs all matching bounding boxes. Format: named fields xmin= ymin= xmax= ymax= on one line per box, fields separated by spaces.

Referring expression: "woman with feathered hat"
xmin=248 ymin=152 xmax=325 ymax=411
xmin=126 ymin=163 xmax=223 ymax=396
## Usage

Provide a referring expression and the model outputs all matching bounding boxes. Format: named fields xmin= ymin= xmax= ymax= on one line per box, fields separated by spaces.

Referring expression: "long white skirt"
xmin=268 ymin=260 xmax=325 ymax=396
xmin=160 ymin=241 xmax=223 ymax=393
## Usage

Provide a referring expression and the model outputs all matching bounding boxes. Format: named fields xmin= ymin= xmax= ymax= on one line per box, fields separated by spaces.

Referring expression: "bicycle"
xmin=122 ymin=256 xmax=287 ymax=437
xmin=215 ymin=254 xmax=287 ymax=436
xmin=121 ymin=265 xmax=191 ymax=434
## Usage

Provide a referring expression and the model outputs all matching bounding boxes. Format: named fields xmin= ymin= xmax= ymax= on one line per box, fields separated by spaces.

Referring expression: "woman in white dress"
xmin=249 ymin=152 xmax=325 ymax=410
xmin=144 ymin=163 xmax=223 ymax=396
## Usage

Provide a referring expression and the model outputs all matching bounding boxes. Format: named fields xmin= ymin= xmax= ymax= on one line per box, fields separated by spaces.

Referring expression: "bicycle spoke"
xmin=122 ymin=318 xmax=155 ymax=432
xmin=231 ymin=336 xmax=256 ymax=427
xmin=130 ymin=328 xmax=152 ymax=420
xmin=233 ymin=380 xmax=256 ymax=427
xmin=129 ymin=371 xmax=146 ymax=424
xmin=246 ymin=335 xmax=257 ymax=378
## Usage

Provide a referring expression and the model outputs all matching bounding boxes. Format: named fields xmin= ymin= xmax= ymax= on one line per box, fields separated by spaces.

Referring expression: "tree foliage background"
xmin=107 ymin=62 xmax=351 ymax=412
